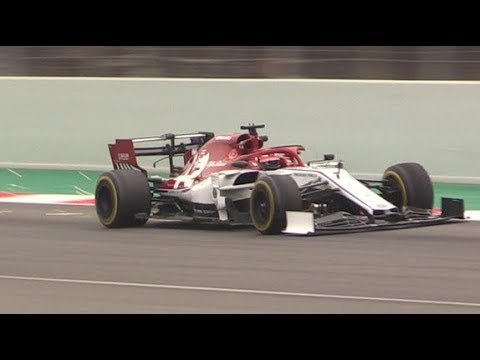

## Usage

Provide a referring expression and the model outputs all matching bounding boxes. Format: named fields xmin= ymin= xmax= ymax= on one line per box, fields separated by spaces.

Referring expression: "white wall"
xmin=1 ymin=77 xmax=479 ymax=183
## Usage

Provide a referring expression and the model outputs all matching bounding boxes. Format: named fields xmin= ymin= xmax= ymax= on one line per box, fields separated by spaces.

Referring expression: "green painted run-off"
xmin=1 ymin=168 xmax=479 ymax=210
xmin=0 ymin=168 xmax=102 ymax=195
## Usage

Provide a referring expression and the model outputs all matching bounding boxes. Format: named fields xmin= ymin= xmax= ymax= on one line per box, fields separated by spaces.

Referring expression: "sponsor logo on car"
xmin=215 ymin=135 xmax=232 ymax=141
xmin=118 ymin=153 xmax=130 ymax=161
xmin=207 ymin=161 xmax=228 ymax=167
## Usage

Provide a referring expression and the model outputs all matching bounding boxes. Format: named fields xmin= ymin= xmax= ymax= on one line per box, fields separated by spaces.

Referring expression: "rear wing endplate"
xmin=108 ymin=132 xmax=215 ymax=175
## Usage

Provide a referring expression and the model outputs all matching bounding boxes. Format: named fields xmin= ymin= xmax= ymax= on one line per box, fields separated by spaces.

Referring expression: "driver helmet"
xmin=258 ymin=154 xmax=281 ymax=170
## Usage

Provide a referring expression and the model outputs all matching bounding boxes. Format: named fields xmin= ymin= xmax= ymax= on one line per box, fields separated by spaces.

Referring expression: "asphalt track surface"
xmin=1 ymin=203 xmax=480 ymax=313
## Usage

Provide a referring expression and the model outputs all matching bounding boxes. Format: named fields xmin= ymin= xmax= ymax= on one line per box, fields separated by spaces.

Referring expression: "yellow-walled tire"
xmin=95 ymin=170 xmax=151 ymax=228
xmin=382 ymin=162 xmax=433 ymax=210
xmin=250 ymin=175 xmax=302 ymax=235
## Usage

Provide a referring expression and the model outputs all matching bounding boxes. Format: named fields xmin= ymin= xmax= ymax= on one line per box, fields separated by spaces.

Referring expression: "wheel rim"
xmin=253 ymin=188 xmax=270 ymax=223
xmin=251 ymin=182 xmax=275 ymax=231
xmin=383 ymin=175 xmax=406 ymax=209
xmin=96 ymin=183 xmax=114 ymax=219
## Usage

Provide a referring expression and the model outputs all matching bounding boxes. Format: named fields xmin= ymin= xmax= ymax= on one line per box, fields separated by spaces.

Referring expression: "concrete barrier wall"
xmin=1 ymin=77 xmax=479 ymax=183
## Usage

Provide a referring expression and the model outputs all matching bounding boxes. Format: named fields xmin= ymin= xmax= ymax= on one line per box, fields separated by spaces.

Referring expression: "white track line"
xmin=0 ymin=275 xmax=479 ymax=309
xmin=45 ymin=213 xmax=84 ymax=216
xmin=7 ymin=184 xmax=27 ymax=189
xmin=2 ymin=76 xmax=480 ymax=85
xmin=73 ymin=186 xmax=92 ymax=195
xmin=78 ymin=171 xmax=92 ymax=181
xmin=6 ymin=168 xmax=22 ymax=177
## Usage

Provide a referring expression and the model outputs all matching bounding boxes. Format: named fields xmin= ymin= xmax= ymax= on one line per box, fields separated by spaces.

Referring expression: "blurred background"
xmin=1 ymin=46 xmax=480 ymax=79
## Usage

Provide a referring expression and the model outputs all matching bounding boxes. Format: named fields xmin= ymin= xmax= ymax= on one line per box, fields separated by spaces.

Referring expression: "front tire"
xmin=250 ymin=175 xmax=302 ymax=235
xmin=95 ymin=170 xmax=151 ymax=228
xmin=382 ymin=162 xmax=433 ymax=210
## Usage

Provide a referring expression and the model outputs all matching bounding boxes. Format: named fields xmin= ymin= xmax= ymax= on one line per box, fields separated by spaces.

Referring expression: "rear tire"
xmin=250 ymin=175 xmax=302 ymax=235
xmin=382 ymin=162 xmax=433 ymax=210
xmin=95 ymin=170 xmax=151 ymax=228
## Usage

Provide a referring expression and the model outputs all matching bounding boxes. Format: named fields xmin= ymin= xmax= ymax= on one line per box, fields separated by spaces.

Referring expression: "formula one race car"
xmin=95 ymin=124 xmax=465 ymax=235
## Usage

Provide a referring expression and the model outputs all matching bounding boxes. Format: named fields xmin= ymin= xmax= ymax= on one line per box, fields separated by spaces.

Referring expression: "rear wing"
xmin=108 ymin=132 xmax=215 ymax=176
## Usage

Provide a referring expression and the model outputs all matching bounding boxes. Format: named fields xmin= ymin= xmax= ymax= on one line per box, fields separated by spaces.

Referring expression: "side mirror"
xmin=232 ymin=160 xmax=249 ymax=169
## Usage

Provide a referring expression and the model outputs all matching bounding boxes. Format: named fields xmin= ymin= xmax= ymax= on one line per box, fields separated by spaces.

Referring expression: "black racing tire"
xmin=250 ymin=174 xmax=303 ymax=235
xmin=382 ymin=162 xmax=434 ymax=210
xmin=95 ymin=170 xmax=151 ymax=228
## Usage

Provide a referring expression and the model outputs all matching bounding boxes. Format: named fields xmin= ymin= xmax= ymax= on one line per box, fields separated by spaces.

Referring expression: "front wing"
xmin=284 ymin=197 xmax=465 ymax=235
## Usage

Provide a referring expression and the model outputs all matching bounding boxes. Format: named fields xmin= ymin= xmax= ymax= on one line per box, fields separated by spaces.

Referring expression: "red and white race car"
xmin=95 ymin=124 xmax=464 ymax=235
